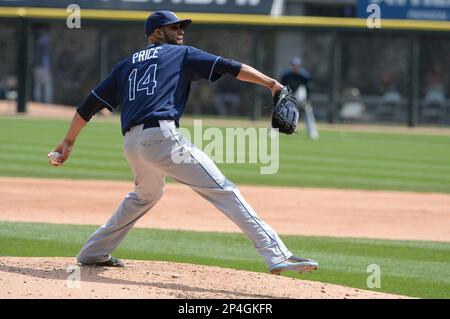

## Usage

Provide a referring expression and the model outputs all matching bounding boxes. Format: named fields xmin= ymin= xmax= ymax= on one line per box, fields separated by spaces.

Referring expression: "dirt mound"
xmin=0 ymin=257 xmax=408 ymax=299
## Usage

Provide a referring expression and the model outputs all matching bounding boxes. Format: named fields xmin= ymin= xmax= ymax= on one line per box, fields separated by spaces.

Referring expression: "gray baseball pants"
xmin=77 ymin=120 xmax=292 ymax=268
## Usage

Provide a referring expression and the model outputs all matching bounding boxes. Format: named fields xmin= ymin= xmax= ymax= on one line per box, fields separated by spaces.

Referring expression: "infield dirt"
xmin=1 ymin=177 xmax=449 ymax=242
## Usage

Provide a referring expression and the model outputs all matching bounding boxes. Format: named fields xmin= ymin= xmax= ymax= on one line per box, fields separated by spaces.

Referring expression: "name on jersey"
xmin=132 ymin=47 xmax=161 ymax=64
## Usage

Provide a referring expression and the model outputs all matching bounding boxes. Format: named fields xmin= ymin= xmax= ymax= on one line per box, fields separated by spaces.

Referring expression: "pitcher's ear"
xmin=154 ymin=28 xmax=163 ymax=38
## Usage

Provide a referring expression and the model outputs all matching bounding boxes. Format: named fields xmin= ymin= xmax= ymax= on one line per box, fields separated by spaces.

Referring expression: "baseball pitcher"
xmin=48 ymin=11 xmax=318 ymax=275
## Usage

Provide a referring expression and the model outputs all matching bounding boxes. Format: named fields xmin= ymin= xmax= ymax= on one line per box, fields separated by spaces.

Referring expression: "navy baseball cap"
xmin=290 ymin=57 xmax=302 ymax=66
xmin=144 ymin=11 xmax=192 ymax=37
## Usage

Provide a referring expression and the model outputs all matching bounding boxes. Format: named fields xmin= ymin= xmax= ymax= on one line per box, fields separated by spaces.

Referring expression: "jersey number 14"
xmin=128 ymin=64 xmax=157 ymax=101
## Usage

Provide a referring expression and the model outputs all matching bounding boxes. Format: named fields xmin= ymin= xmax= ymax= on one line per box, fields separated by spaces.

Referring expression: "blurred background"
xmin=0 ymin=0 xmax=449 ymax=126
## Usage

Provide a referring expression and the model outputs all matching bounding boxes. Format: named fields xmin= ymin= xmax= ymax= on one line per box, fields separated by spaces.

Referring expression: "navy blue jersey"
xmin=90 ymin=43 xmax=225 ymax=135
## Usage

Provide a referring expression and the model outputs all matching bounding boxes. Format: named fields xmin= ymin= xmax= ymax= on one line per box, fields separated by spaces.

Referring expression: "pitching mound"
xmin=0 ymin=257 xmax=408 ymax=299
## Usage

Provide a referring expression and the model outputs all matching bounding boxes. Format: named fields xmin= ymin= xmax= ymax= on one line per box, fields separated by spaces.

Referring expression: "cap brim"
xmin=161 ymin=19 xmax=192 ymax=29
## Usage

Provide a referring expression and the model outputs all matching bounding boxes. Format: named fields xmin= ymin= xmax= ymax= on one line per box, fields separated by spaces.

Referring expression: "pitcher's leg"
xmin=146 ymin=130 xmax=292 ymax=268
xmin=191 ymin=179 xmax=292 ymax=267
xmin=76 ymin=188 xmax=163 ymax=264
xmin=77 ymin=127 xmax=165 ymax=264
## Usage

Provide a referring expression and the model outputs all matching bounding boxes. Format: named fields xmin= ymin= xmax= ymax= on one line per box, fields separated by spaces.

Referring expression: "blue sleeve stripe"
xmin=208 ymin=56 xmax=221 ymax=82
xmin=91 ymin=90 xmax=114 ymax=111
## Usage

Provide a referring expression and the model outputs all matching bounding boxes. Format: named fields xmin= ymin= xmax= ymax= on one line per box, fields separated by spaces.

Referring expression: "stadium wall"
xmin=0 ymin=7 xmax=449 ymax=125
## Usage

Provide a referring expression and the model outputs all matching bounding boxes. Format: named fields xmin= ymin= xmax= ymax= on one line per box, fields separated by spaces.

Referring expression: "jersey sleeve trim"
xmin=91 ymin=90 xmax=114 ymax=111
xmin=208 ymin=56 xmax=221 ymax=82
xmin=213 ymin=58 xmax=242 ymax=77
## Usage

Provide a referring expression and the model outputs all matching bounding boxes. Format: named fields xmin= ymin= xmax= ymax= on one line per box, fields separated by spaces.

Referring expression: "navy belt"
xmin=142 ymin=119 xmax=179 ymax=130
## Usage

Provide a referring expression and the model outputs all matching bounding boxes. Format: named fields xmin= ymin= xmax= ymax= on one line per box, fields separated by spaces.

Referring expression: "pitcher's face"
xmin=160 ymin=23 xmax=185 ymax=45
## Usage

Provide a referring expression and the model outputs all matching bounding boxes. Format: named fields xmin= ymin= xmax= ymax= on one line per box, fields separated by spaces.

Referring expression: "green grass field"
xmin=1 ymin=116 xmax=450 ymax=192
xmin=0 ymin=221 xmax=449 ymax=298
xmin=1 ymin=116 xmax=450 ymax=298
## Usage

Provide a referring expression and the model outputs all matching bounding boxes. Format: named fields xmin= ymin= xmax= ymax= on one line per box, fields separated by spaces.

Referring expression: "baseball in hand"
xmin=48 ymin=151 xmax=62 ymax=165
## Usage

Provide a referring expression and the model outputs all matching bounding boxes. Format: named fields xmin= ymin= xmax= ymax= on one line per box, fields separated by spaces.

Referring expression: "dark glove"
xmin=271 ymin=86 xmax=300 ymax=134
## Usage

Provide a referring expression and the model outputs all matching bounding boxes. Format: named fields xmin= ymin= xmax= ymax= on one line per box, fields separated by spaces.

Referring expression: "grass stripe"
xmin=1 ymin=117 xmax=450 ymax=193
xmin=0 ymin=221 xmax=449 ymax=298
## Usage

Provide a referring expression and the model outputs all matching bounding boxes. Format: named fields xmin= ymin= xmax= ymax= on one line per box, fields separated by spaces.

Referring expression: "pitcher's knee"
xmin=134 ymin=187 xmax=164 ymax=204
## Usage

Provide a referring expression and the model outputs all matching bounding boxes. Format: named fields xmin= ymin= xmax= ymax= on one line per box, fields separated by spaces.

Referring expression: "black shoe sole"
xmin=78 ymin=259 xmax=124 ymax=267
